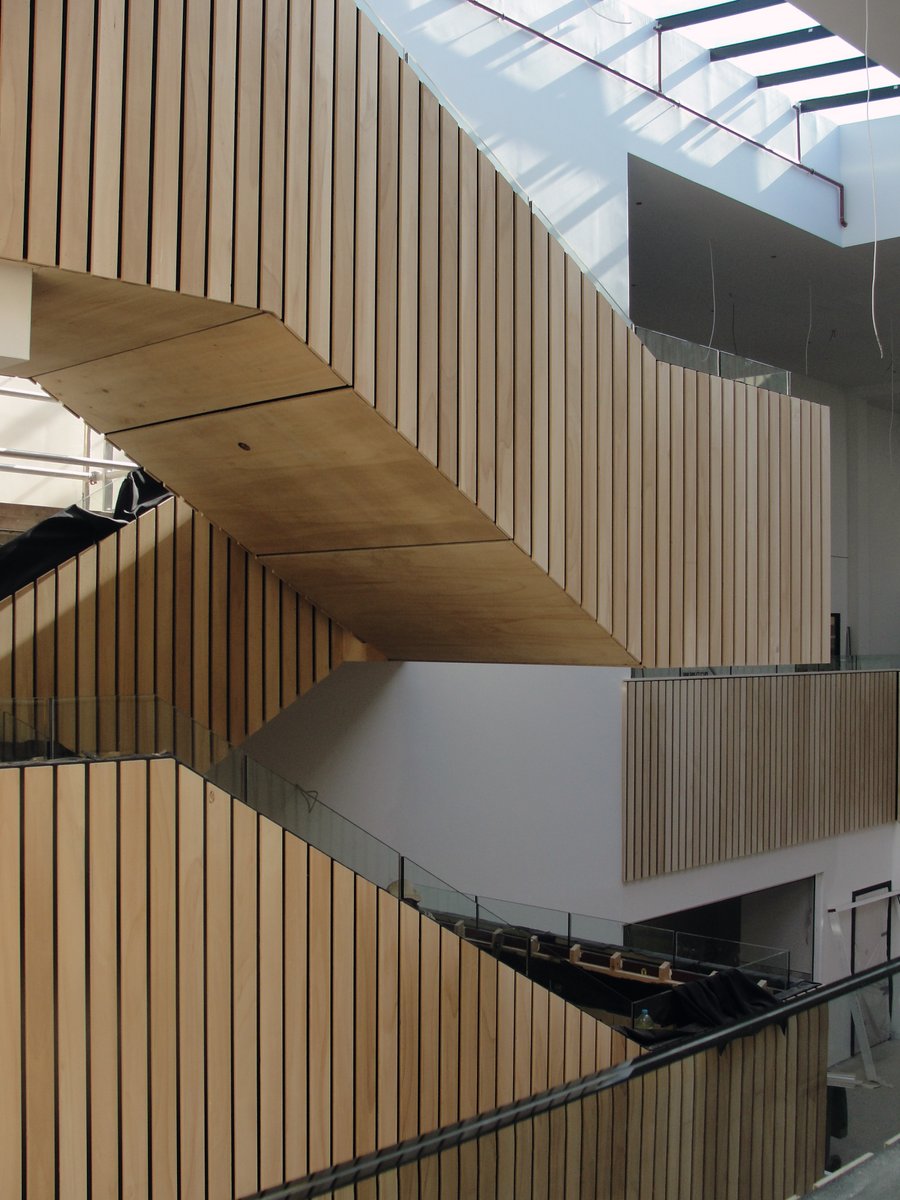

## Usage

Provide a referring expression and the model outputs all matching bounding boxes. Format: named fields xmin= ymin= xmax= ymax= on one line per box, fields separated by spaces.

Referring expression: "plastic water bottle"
xmin=634 ymin=1008 xmax=655 ymax=1031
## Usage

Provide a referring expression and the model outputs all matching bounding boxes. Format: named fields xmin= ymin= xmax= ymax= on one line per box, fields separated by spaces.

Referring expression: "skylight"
xmin=632 ymin=0 xmax=900 ymax=123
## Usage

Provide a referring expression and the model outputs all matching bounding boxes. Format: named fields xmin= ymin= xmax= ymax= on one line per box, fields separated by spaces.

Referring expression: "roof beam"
xmin=798 ymin=82 xmax=900 ymax=112
xmin=654 ymin=0 xmax=784 ymax=33
xmin=710 ymin=25 xmax=832 ymax=60
xmin=757 ymin=55 xmax=876 ymax=88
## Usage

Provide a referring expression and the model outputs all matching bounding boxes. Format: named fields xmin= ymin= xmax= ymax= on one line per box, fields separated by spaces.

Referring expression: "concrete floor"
xmin=828 ymin=1039 xmax=900 ymax=1165
xmin=803 ymin=1140 xmax=900 ymax=1199
xmin=802 ymin=1038 xmax=900 ymax=1197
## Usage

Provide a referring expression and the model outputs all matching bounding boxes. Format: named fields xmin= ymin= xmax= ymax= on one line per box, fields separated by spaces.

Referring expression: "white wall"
xmin=0 ymin=263 xmax=32 ymax=370
xmin=245 ymin=659 xmax=900 ymax=987
xmin=849 ymin=399 xmax=900 ymax=655
xmin=791 ymin=373 xmax=850 ymax=638
xmin=838 ymin=113 xmax=900 ymax=246
xmin=794 ymin=372 xmax=900 ymax=656
xmin=246 ymin=661 xmax=628 ymax=917
xmin=0 ymin=391 xmax=91 ymax=509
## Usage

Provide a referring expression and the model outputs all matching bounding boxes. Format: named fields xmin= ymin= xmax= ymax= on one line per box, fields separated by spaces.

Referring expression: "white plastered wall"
xmin=245 ymin=657 xmax=900 ymax=988
xmin=794 ymin=373 xmax=900 ymax=656
xmin=0 ymin=264 xmax=99 ymax=511
xmin=0 ymin=390 xmax=94 ymax=510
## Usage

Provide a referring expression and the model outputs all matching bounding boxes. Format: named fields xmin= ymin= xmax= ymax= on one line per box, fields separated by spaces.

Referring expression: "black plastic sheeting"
xmin=621 ymin=967 xmax=781 ymax=1049
xmin=0 ymin=470 xmax=170 ymax=602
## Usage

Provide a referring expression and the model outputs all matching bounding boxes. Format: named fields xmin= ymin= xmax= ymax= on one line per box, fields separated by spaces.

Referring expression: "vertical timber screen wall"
xmin=0 ymin=757 xmax=828 ymax=1199
xmin=623 ymin=673 xmax=899 ymax=880
xmin=1 ymin=0 xmax=831 ymax=667
xmin=0 ymin=758 xmax=630 ymax=1198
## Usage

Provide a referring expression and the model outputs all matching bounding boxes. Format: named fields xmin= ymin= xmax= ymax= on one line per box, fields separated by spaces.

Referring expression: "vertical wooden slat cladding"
xmin=0 ymin=0 xmax=31 ymax=259
xmin=23 ymin=767 xmax=55 ymax=1198
xmin=120 ymin=0 xmax=155 ymax=284
xmin=179 ymin=769 xmax=207 ymax=1200
xmin=417 ymin=86 xmax=440 ymax=468
xmin=59 ymin=0 xmax=95 ymax=272
xmin=355 ymin=15 xmax=380 ymax=409
xmin=5 ymin=756 xmax=671 ymax=1198
xmin=27 ymin=0 xmax=64 ymax=267
xmin=624 ymin=672 xmax=899 ymax=880
xmin=0 ymin=769 xmax=21 ymax=1196
xmin=149 ymin=758 xmax=179 ymax=1196
xmin=439 ymin=111 xmax=461 ymax=484
xmin=7 ymin=0 xmax=831 ymax=668
xmin=152 ymin=0 xmax=185 ymax=291
xmin=181 ymin=0 xmax=213 ymax=297
xmin=496 ymin=177 xmax=516 ymax=537
xmin=119 ymin=759 xmax=150 ymax=1195
xmin=548 ymin=239 xmax=566 ymax=589
xmin=0 ymin=496 xmax=378 ymax=744
xmin=233 ymin=0 xmax=264 ymax=309
xmin=332 ymin=0 xmax=358 ymax=384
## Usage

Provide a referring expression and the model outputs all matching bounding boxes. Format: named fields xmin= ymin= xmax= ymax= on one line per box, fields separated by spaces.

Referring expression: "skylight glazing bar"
xmin=757 ymin=56 xmax=876 ymax=88
xmin=464 ymin=0 xmax=848 ymax=226
xmin=798 ymin=82 xmax=900 ymax=112
xmin=710 ymin=25 xmax=831 ymax=60
xmin=654 ymin=0 xmax=785 ymax=32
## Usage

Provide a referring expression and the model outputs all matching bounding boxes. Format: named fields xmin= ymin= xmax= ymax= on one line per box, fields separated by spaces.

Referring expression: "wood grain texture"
xmin=3 ymin=0 xmax=830 ymax=668
xmin=0 ymin=768 xmax=21 ymax=1196
xmin=624 ymin=672 xmax=898 ymax=879
xmin=0 ymin=496 xmax=381 ymax=746
xmin=0 ymin=756 xmax=646 ymax=1200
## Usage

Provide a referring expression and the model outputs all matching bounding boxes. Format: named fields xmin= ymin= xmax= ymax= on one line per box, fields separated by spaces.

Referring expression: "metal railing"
xmin=240 ymin=956 xmax=900 ymax=1199
xmin=0 ymin=692 xmax=791 ymax=993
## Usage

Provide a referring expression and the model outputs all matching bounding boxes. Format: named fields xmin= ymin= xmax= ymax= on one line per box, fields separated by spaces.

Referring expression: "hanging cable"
xmin=804 ymin=282 xmax=812 ymax=377
xmin=865 ymin=0 xmax=884 ymax=358
xmin=585 ymin=0 xmax=631 ymax=25
xmin=890 ymin=317 xmax=895 ymax=470
xmin=707 ymin=241 xmax=717 ymax=364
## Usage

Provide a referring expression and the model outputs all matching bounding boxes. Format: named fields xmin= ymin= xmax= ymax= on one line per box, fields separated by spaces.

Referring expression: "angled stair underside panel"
xmin=0 ymin=496 xmax=381 ymax=747
xmin=0 ymin=0 xmax=829 ymax=666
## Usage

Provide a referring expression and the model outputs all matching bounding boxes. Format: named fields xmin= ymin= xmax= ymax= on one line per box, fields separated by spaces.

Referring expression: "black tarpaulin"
xmin=0 ymin=470 xmax=170 ymax=602
xmin=621 ymin=968 xmax=781 ymax=1049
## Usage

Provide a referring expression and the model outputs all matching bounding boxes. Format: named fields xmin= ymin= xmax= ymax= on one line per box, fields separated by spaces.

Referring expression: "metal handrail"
xmin=464 ymin=0 xmax=847 ymax=227
xmin=243 ymin=955 xmax=900 ymax=1200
